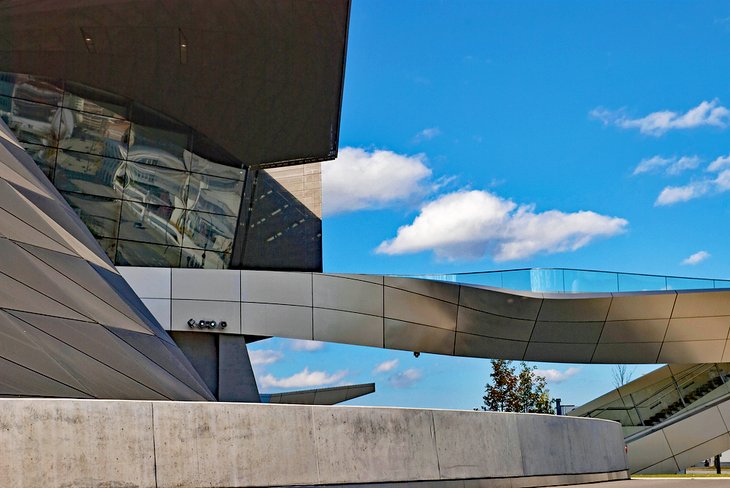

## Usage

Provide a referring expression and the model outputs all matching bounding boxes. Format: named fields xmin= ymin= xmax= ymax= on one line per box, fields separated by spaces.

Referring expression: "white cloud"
xmin=707 ymin=154 xmax=730 ymax=172
xmin=376 ymin=190 xmax=627 ymax=262
xmin=655 ymin=182 xmax=710 ymax=205
xmin=533 ymin=367 xmax=581 ymax=384
xmin=322 ymin=147 xmax=432 ymax=215
xmin=249 ymin=349 xmax=283 ymax=366
xmin=682 ymin=250 xmax=710 ymax=266
xmin=591 ymin=99 xmax=730 ymax=136
xmin=373 ymin=359 xmax=399 ymax=374
xmin=289 ymin=340 xmax=326 ymax=352
xmin=258 ymin=367 xmax=347 ymax=389
xmin=388 ymin=368 xmax=423 ymax=388
xmin=413 ymin=127 xmax=441 ymax=142
xmin=633 ymin=155 xmax=701 ymax=176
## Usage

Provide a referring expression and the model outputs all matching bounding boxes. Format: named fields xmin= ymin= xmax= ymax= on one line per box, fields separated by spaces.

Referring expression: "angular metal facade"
xmin=0 ymin=118 xmax=213 ymax=400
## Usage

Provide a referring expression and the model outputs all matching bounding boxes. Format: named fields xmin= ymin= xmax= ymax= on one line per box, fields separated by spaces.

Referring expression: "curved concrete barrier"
xmin=0 ymin=399 xmax=627 ymax=487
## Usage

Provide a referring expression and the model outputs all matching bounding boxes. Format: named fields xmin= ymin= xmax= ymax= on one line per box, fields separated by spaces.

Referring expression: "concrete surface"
xmin=559 ymin=480 xmax=730 ymax=488
xmin=0 ymin=398 xmax=628 ymax=488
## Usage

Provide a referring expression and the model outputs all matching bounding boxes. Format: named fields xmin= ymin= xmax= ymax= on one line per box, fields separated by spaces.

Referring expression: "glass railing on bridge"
xmin=408 ymin=268 xmax=730 ymax=294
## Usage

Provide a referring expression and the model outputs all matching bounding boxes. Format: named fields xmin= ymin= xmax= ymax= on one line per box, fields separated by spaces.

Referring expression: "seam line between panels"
xmin=589 ymin=296 xmax=613 ymax=364
xmin=10 ymin=309 xmax=173 ymax=399
xmin=656 ymin=293 xmax=679 ymax=363
xmin=522 ymin=298 xmax=544 ymax=361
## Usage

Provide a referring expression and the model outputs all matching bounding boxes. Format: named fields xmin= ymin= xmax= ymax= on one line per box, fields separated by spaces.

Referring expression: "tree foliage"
xmin=479 ymin=360 xmax=555 ymax=414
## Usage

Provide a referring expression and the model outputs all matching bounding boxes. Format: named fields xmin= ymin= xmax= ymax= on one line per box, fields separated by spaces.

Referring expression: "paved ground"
xmin=559 ymin=479 xmax=730 ymax=487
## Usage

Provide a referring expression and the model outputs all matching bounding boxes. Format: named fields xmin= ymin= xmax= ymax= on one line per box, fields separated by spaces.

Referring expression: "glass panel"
xmin=714 ymin=280 xmax=730 ymax=289
xmin=54 ymin=150 xmax=125 ymax=199
xmin=57 ymin=109 xmax=129 ymax=157
xmin=118 ymin=201 xmax=184 ymax=247
xmin=618 ymin=273 xmax=667 ymax=292
xmin=116 ymin=239 xmax=181 ymax=267
xmin=666 ymin=277 xmax=714 ymax=291
xmin=530 ymin=269 xmax=565 ymax=292
xmin=19 ymin=142 xmax=57 ymax=181
xmin=187 ymin=152 xmax=246 ymax=181
xmin=96 ymin=238 xmax=118 ymax=263
xmin=501 ymin=270 xmax=532 ymax=291
xmin=0 ymin=95 xmax=62 ymax=147
xmin=187 ymin=173 xmax=243 ymax=216
xmin=61 ymin=192 xmax=121 ymax=239
xmin=62 ymin=81 xmax=129 ymax=119
xmin=181 ymin=211 xmax=236 ymax=253
xmin=563 ymin=269 xmax=618 ymax=293
xmin=456 ymin=272 xmax=503 ymax=288
xmin=0 ymin=73 xmax=64 ymax=105
xmin=123 ymin=160 xmax=188 ymax=207
xmin=127 ymin=107 xmax=191 ymax=171
xmin=180 ymin=248 xmax=231 ymax=269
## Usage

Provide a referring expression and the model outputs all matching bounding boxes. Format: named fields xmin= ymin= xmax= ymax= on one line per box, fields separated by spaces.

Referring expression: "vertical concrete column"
xmin=218 ymin=334 xmax=260 ymax=402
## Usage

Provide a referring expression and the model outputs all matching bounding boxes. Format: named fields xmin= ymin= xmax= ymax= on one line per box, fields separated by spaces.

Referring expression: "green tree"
xmin=479 ymin=360 xmax=555 ymax=414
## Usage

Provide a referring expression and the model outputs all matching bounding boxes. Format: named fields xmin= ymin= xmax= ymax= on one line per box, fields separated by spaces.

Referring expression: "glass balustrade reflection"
xmin=406 ymin=268 xmax=729 ymax=294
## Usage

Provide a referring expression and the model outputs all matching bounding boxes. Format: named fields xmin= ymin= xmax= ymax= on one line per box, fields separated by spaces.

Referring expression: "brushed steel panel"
xmin=454 ymin=332 xmax=527 ymax=360
xmin=313 ymin=274 xmax=383 ymax=316
xmin=329 ymin=273 xmax=384 ymax=285
xmin=674 ymin=433 xmax=730 ymax=473
xmin=118 ymin=266 xmax=171 ymax=299
xmin=673 ymin=290 xmax=730 ymax=318
xmin=171 ymin=299 xmax=241 ymax=334
xmin=384 ymin=318 xmax=455 ymax=355
xmin=241 ymin=303 xmax=312 ymax=340
xmin=242 ymin=270 xmax=312 ymax=306
xmin=531 ymin=321 xmax=603 ymax=344
xmin=313 ymin=308 xmax=383 ymax=348
xmin=663 ymin=406 xmax=726 ymax=454
xmin=524 ymin=342 xmax=594 ymax=363
xmin=457 ymin=306 xmax=534 ymax=341
xmin=599 ymin=319 xmax=670 ymax=343
xmin=592 ymin=343 xmax=662 ymax=363
xmin=141 ymin=298 xmax=171 ymax=330
xmin=172 ymin=269 xmax=240 ymax=301
xmin=537 ymin=296 xmax=612 ymax=322
xmin=384 ymin=287 xmax=458 ymax=331
xmin=607 ymin=292 xmax=676 ymax=321
xmin=657 ymin=340 xmax=726 ymax=363
xmin=664 ymin=316 xmax=730 ymax=342
xmin=459 ymin=286 xmax=542 ymax=320
xmin=628 ymin=430 xmax=674 ymax=474
xmin=384 ymin=276 xmax=459 ymax=304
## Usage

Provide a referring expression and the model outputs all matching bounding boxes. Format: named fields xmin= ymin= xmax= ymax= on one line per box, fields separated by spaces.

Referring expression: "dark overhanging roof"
xmin=0 ymin=0 xmax=350 ymax=168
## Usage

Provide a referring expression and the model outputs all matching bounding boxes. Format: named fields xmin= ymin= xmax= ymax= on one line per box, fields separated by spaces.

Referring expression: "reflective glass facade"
xmin=0 ymin=72 xmax=245 ymax=269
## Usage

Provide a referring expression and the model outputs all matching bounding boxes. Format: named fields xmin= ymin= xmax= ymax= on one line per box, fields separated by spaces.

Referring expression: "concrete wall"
xmin=0 ymin=399 xmax=627 ymax=488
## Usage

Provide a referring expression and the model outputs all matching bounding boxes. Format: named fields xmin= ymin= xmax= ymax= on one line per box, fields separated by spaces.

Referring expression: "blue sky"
xmin=248 ymin=1 xmax=730 ymax=410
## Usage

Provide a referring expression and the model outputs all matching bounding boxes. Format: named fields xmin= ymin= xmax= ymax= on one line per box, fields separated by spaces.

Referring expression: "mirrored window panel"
xmin=19 ymin=142 xmax=57 ymax=180
xmin=118 ymin=201 xmax=184 ymax=247
xmin=124 ymin=161 xmax=189 ymax=208
xmin=1 ymin=72 xmax=251 ymax=269
xmin=181 ymin=211 xmax=236 ymax=254
xmin=181 ymin=248 xmax=231 ymax=270
xmin=57 ymin=109 xmax=130 ymax=157
xmin=54 ymin=150 xmax=125 ymax=199
xmin=116 ymin=239 xmax=182 ymax=267
xmin=61 ymin=192 xmax=122 ymax=239
xmin=187 ymin=173 xmax=243 ymax=216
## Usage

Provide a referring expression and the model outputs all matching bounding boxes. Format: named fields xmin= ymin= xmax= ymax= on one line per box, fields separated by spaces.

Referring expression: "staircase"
xmin=643 ymin=375 xmax=725 ymax=426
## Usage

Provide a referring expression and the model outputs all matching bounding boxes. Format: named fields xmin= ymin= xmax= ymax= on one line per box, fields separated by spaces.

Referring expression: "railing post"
xmin=672 ymin=376 xmax=687 ymax=408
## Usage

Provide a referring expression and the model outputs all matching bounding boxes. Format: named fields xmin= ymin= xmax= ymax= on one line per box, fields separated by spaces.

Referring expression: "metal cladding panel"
xmin=0 ymin=0 xmax=350 ymax=168
xmin=0 ymin=117 xmax=213 ymax=400
xmin=120 ymin=268 xmax=730 ymax=365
